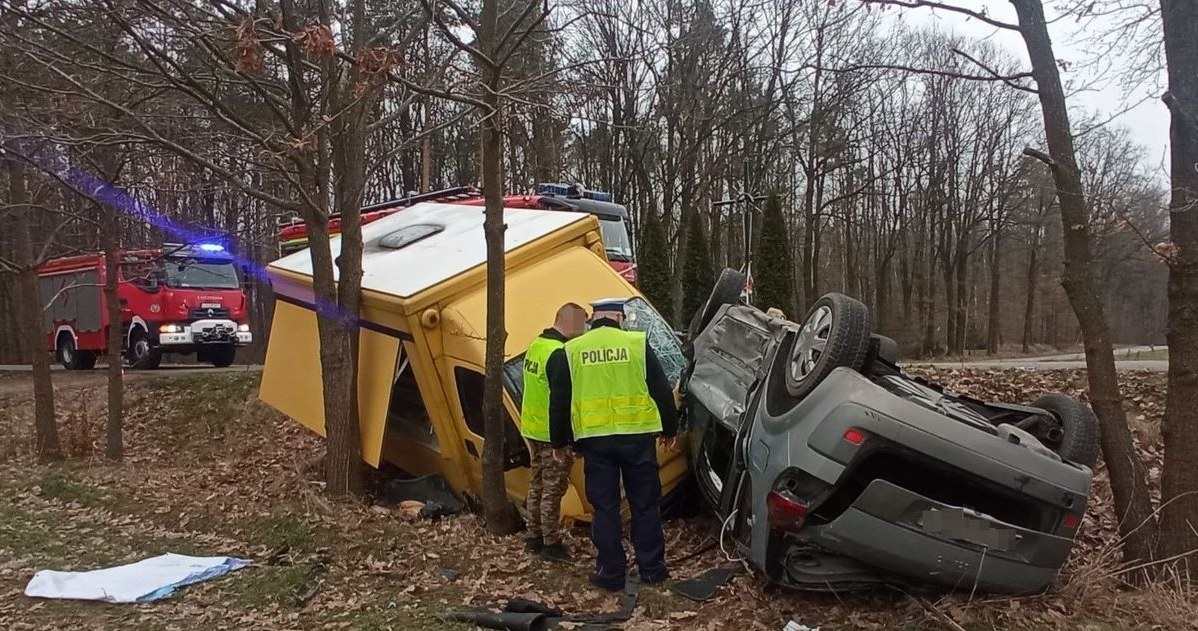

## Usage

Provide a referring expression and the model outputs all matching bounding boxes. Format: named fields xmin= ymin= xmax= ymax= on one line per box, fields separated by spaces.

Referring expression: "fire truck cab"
xmin=39 ymin=243 xmax=253 ymax=370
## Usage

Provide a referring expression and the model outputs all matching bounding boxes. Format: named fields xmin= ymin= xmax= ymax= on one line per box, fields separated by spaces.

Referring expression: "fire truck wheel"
xmin=126 ymin=329 xmax=162 ymax=370
xmin=57 ymin=336 xmax=96 ymax=371
xmin=205 ymin=345 xmax=236 ymax=368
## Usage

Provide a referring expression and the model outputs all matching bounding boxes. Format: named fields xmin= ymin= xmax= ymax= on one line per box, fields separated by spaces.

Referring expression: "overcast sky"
xmin=882 ymin=1 xmax=1170 ymax=178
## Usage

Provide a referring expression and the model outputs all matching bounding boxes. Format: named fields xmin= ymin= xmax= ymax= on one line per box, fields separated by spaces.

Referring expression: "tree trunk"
xmin=987 ymin=229 xmax=1003 ymax=355
xmin=103 ymin=208 xmax=123 ymax=461
xmin=1159 ymin=0 xmax=1198 ymax=564
xmin=478 ymin=0 xmax=520 ymax=535
xmin=1022 ymin=233 xmax=1040 ymax=353
xmin=7 ymin=152 xmax=60 ymax=461
xmin=1012 ymin=0 xmax=1158 ymax=565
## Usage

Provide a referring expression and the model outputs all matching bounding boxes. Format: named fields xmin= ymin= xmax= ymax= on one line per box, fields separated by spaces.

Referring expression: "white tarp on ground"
xmin=24 ymin=553 xmax=251 ymax=603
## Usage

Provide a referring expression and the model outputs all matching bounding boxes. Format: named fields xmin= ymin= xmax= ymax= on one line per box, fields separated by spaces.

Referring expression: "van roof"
xmin=268 ymin=202 xmax=591 ymax=300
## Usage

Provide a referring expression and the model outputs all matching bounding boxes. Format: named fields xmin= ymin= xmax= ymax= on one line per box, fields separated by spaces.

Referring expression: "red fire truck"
xmin=277 ymin=184 xmax=639 ymax=284
xmin=39 ymin=242 xmax=253 ymax=370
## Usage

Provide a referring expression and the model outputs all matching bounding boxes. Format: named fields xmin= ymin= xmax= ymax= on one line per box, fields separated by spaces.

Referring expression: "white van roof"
xmin=269 ymin=202 xmax=590 ymax=299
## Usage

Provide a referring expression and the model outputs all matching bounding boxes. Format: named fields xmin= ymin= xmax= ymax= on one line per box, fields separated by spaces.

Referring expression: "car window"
xmin=623 ymin=297 xmax=685 ymax=385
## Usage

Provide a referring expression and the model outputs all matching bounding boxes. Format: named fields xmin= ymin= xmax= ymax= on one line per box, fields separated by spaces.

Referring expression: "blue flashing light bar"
xmin=536 ymin=183 xmax=613 ymax=203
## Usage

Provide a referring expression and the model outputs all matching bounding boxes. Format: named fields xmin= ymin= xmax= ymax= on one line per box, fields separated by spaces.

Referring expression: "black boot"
xmin=539 ymin=542 xmax=572 ymax=563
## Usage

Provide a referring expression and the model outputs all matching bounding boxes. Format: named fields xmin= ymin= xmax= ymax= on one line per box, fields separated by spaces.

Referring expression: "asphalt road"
xmin=922 ymin=345 xmax=1168 ymax=372
xmin=0 ymin=346 xmax=1168 ymax=375
xmin=0 ymin=363 xmax=263 ymax=376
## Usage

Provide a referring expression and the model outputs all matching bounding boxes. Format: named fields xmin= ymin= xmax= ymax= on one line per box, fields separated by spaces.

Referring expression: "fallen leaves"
xmin=0 ymin=369 xmax=1190 ymax=630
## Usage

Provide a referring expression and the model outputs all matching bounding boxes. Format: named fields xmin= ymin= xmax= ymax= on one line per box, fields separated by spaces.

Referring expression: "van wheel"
xmin=58 ymin=335 xmax=96 ymax=370
xmin=784 ymin=293 xmax=871 ymax=398
xmin=127 ymin=329 xmax=162 ymax=370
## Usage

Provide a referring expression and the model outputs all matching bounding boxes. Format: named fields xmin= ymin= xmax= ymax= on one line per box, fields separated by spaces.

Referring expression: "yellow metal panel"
xmin=259 ymin=300 xmax=400 ymax=467
xmin=440 ymin=246 xmax=638 ymax=362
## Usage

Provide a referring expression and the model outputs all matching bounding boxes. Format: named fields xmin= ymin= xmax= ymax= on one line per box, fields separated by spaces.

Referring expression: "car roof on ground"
xmin=268 ymin=202 xmax=591 ymax=299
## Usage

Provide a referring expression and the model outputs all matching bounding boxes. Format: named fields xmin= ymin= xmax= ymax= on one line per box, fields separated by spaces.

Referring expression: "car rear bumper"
xmin=743 ymin=369 xmax=1090 ymax=593
xmin=783 ymin=479 xmax=1069 ymax=593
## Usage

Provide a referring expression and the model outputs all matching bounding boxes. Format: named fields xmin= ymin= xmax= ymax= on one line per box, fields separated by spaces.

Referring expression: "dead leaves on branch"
xmin=233 ymin=18 xmax=265 ymax=73
xmin=231 ymin=19 xmax=404 ymax=102
xmin=353 ymin=47 xmax=405 ymax=98
xmin=294 ymin=24 xmax=336 ymax=58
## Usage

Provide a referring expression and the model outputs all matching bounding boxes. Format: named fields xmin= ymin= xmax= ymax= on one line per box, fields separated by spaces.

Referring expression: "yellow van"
xmin=259 ymin=202 xmax=688 ymax=521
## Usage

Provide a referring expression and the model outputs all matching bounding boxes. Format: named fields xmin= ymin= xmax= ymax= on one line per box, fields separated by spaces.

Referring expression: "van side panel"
xmin=260 ymin=300 xmax=399 ymax=467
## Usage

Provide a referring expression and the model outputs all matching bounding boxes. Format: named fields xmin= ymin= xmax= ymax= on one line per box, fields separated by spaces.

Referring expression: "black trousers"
xmin=578 ymin=434 xmax=668 ymax=586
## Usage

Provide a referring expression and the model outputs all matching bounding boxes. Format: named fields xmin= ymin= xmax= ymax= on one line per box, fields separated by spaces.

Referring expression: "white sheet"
xmin=25 ymin=553 xmax=251 ymax=603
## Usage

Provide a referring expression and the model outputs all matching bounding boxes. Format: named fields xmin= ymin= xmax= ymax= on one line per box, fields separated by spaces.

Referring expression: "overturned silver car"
xmin=682 ymin=269 xmax=1098 ymax=594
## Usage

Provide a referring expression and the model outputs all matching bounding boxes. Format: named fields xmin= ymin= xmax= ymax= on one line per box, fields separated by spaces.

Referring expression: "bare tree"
xmin=1159 ymin=0 xmax=1198 ymax=563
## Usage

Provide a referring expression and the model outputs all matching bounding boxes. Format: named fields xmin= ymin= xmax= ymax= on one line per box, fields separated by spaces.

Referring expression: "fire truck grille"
xmin=190 ymin=307 xmax=231 ymax=320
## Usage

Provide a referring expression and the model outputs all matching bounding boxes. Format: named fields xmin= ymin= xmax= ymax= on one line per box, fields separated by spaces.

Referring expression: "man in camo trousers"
xmin=521 ymin=303 xmax=588 ymax=562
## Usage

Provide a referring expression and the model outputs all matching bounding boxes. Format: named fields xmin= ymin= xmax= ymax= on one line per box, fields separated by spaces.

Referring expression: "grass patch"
xmin=250 ymin=513 xmax=316 ymax=551
xmin=0 ymin=502 xmax=71 ymax=561
xmin=226 ymin=562 xmax=316 ymax=608
xmin=131 ymin=374 xmax=260 ymax=449
xmin=38 ymin=469 xmax=106 ymax=506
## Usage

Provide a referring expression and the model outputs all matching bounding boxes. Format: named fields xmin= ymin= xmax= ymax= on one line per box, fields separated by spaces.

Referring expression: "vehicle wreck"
xmin=683 ymin=268 xmax=1098 ymax=594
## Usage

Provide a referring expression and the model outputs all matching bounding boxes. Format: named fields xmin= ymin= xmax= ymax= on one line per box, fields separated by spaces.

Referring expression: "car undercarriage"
xmin=682 ymin=269 xmax=1099 ymax=594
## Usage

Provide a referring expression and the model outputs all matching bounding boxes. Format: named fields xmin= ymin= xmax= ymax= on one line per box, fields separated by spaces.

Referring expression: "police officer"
xmin=521 ymin=303 xmax=588 ymax=562
xmin=547 ymin=298 xmax=679 ymax=592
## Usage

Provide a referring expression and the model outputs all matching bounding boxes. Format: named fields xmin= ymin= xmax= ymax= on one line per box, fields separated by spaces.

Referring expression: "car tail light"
xmin=767 ymin=490 xmax=809 ymax=530
xmin=1061 ymin=513 xmax=1080 ymax=530
xmin=843 ymin=428 xmax=865 ymax=446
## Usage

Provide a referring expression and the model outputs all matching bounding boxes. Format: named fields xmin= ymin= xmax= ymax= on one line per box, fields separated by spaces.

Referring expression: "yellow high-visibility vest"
xmin=565 ymin=327 xmax=661 ymax=439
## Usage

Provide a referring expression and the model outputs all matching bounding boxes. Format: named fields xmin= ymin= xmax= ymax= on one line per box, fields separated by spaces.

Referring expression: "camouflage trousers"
xmin=526 ymin=440 xmax=572 ymax=545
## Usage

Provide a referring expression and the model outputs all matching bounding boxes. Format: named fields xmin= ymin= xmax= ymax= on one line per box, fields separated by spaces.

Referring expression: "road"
xmin=922 ymin=345 xmax=1168 ymax=372
xmin=0 ymin=363 xmax=263 ymax=376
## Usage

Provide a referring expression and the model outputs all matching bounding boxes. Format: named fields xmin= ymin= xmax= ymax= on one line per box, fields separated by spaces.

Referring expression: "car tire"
xmin=127 ymin=328 xmax=162 ymax=370
xmin=688 ymin=267 xmax=746 ymax=340
xmin=58 ymin=335 xmax=96 ymax=370
xmin=783 ymin=293 xmax=872 ymax=398
xmin=207 ymin=345 xmax=236 ymax=368
xmin=1030 ymin=394 xmax=1101 ymax=468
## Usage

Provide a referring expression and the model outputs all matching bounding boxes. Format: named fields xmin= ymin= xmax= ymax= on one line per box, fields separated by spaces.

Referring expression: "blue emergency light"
xmin=198 ymin=243 xmax=225 ymax=252
xmin=537 ymin=183 xmax=613 ymax=203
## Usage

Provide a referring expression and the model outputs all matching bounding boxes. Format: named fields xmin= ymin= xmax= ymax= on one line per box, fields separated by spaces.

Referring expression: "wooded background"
xmin=0 ymin=0 xmax=1169 ymax=364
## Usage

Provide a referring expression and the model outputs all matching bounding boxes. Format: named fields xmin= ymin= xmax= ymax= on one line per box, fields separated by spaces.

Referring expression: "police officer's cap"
xmin=590 ymin=298 xmax=628 ymax=314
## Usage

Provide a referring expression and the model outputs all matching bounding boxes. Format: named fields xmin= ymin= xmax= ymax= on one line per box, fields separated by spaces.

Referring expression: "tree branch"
xmin=860 ymin=0 xmax=1021 ymax=30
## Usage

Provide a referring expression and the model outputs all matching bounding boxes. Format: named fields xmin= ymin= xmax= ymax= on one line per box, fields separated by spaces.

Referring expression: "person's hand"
xmin=659 ymin=436 xmax=680 ymax=452
xmin=552 ymin=447 xmax=572 ymax=463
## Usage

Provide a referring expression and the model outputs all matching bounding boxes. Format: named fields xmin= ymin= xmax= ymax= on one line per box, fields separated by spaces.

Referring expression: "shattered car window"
xmin=623 ymin=297 xmax=685 ymax=385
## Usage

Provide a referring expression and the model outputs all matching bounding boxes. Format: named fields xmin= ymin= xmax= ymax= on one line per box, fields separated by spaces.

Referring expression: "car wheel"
xmin=1029 ymin=394 xmax=1100 ymax=468
xmin=688 ymin=267 xmax=746 ymax=340
xmin=783 ymin=293 xmax=871 ymax=398
xmin=126 ymin=328 xmax=162 ymax=370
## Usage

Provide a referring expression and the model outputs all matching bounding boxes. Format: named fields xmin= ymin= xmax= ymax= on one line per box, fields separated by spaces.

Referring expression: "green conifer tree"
xmin=681 ymin=217 xmax=715 ymax=324
xmin=636 ymin=211 xmax=672 ymax=314
xmin=755 ymin=192 xmax=794 ymax=315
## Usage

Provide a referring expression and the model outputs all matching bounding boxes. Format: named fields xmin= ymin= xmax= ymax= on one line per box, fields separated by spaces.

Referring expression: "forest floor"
xmin=0 ymin=368 xmax=1195 ymax=630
